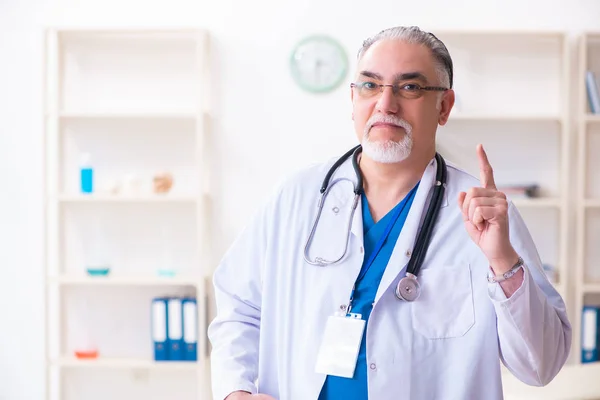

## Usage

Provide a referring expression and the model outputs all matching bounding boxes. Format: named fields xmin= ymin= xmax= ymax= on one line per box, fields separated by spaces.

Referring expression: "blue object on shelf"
xmin=80 ymin=152 xmax=94 ymax=193
xmin=81 ymin=169 xmax=93 ymax=193
xmin=86 ymin=267 xmax=110 ymax=276
xmin=582 ymin=306 xmax=600 ymax=363
xmin=167 ymin=297 xmax=185 ymax=361
xmin=182 ymin=297 xmax=198 ymax=361
xmin=152 ymin=297 xmax=169 ymax=361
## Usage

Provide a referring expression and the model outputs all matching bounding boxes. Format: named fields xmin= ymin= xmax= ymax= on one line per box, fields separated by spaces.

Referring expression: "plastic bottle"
xmin=80 ymin=153 xmax=93 ymax=193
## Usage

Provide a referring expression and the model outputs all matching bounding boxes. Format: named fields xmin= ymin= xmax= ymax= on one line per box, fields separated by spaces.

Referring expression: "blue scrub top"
xmin=318 ymin=183 xmax=419 ymax=400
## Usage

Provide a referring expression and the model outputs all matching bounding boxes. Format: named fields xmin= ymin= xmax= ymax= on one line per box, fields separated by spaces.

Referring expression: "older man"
xmin=208 ymin=26 xmax=571 ymax=400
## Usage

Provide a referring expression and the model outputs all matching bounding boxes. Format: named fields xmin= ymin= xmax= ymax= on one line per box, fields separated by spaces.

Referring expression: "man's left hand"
xmin=457 ymin=144 xmax=519 ymax=274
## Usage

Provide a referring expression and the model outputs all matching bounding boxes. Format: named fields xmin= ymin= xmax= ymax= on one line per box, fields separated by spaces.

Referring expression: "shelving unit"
xmin=43 ymin=28 xmax=211 ymax=400
xmin=575 ymin=31 xmax=600 ymax=373
xmin=434 ymin=31 xmax=570 ymax=299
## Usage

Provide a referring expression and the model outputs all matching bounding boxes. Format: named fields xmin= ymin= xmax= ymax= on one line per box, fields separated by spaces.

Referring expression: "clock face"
xmin=290 ymin=35 xmax=349 ymax=93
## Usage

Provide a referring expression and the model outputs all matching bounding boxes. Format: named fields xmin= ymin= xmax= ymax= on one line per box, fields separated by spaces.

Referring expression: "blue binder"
xmin=182 ymin=297 xmax=198 ymax=361
xmin=167 ymin=297 xmax=185 ymax=361
xmin=151 ymin=297 xmax=169 ymax=361
xmin=581 ymin=305 xmax=600 ymax=363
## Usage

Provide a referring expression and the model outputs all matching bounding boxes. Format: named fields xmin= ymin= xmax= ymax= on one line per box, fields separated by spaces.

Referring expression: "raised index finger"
xmin=477 ymin=144 xmax=496 ymax=190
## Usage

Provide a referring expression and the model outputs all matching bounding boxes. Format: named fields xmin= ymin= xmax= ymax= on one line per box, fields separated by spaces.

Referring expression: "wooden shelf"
xmin=53 ymin=356 xmax=199 ymax=371
xmin=584 ymin=199 xmax=600 ymax=208
xmin=435 ymin=30 xmax=566 ymax=41
xmin=56 ymin=111 xmax=199 ymax=120
xmin=511 ymin=198 xmax=562 ymax=208
xmin=573 ymin=32 xmax=600 ymax=372
xmin=583 ymin=284 xmax=600 ymax=294
xmin=48 ymin=274 xmax=203 ymax=287
xmin=449 ymin=114 xmax=562 ymax=122
xmin=44 ymin=27 xmax=210 ymax=399
xmin=55 ymin=28 xmax=207 ymax=41
xmin=585 ymin=114 xmax=600 ymax=123
xmin=54 ymin=194 xmax=199 ymax=203
xmin=502 ymin=362 xmax=600 ymax=400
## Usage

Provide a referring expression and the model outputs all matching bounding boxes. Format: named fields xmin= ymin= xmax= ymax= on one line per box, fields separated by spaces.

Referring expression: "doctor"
xmin=208 ymin=25 xmax=572 ymax=400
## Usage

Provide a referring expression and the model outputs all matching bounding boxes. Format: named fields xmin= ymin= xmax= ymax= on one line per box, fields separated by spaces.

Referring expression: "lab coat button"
xmin=340 ymin=304 xmax=347 ymax=311
xmin=405 ymin=249 xmax=411 ymax=257
xmin=370 ymin=363 xmax=377 ymax=370
xmin=360 ymin=246 xmax=364 ymax=253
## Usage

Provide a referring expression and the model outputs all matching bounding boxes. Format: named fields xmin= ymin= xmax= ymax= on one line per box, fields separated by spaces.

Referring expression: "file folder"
xmin=586 ymin=71 xmax=600 ymax=114
xmin=182 ymin=297 xmax=198 ymax=361
xmin=167 ymin=297 xmax=184 ymax=361
xmin=151 ymin=297 xmax=169 ymax=361
xmin=581 ymin=305 xmax=600 ymax=363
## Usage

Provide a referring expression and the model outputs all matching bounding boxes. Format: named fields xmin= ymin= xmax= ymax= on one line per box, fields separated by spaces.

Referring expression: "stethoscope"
xmin=303 ymin=144 xmax=448 ymax=302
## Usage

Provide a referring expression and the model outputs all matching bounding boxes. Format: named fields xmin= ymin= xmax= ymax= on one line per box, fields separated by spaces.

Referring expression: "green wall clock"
xmin=289 ymin=35 xmax=349 ymax=94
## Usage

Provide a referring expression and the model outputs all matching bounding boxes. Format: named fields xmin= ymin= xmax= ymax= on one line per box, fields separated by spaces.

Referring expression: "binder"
xmin=586 ymin=71 xmax=600 ymax=114
xmin=581 ymin=305 xmax=600 ymax=363
xmin=167 ymin=297 xmax=185 ymax=361
xmin=151 ymin=297 xmax=169 ymax=361
xmin=182 ymin=297 xmax=198 ymax=361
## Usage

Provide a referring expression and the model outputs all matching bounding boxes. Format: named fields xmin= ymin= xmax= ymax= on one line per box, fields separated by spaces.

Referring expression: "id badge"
xmin=315 ymin=312 xmax=365 ymax=378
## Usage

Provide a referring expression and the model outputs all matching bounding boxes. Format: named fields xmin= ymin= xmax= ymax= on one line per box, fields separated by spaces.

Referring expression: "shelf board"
xmin=53 ymin=356 xmax=199 ymax=370
xmin=49 ymin=274 xmax=202 ymax=287
xmin=449 ymin=114 xmax=562 ymax=122
xmin=585 ymin=114 xmax=600 ymax=123
xmin=511 ymin=197 xmax=562 ymax=208
xmin=435 ymin=30 xmax=566 ymax=41
xmin=55 ymin=28 xmax=207 ymax=41
xmin=55 ymin=111 xmax=199 ymax=120
xmin=583 ymin=284 xmax=600 ymax=294
xmin=54 ymin=193 xmax=199 ymax=203
xmin=502 ymin=361 xmax=600 ymax=400
xmin=584 ymin=199 xmax=600 ymax=208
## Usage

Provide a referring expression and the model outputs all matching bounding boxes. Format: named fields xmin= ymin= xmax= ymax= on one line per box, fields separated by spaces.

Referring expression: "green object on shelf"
xmin=157 ymin=269 xmax=176 ymax=277
xmin=86 ymin=267 xmax=110 ymax=276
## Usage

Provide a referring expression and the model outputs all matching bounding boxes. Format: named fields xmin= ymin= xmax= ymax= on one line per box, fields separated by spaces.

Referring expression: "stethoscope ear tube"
xmin=410 ymin=154 xmax=447 ymax=277
xmin=320 ymin=144 xmax=361 ymax=194
xmin=351 ymin=146 xmax=364 ymax=195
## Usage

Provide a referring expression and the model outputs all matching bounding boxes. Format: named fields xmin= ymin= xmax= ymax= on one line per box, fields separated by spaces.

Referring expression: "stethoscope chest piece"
xmin=395 ymin=273 xmax=421 ymax=302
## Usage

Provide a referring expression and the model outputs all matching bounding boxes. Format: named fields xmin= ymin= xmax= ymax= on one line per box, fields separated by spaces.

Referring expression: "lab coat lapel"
xmin=351 ymin=193 xmax=364 ymax=244
xmin=374 ymin=157 xmax=448 ymax=303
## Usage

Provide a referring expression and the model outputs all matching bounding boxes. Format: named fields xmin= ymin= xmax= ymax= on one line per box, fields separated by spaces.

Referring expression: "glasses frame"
xmin=350 ymin=82 xmax=449 ymax=99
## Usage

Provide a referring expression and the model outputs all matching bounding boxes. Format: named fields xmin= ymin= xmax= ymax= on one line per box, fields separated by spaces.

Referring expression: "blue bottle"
xmin=80 ymin=153 xmax=93 ymax=194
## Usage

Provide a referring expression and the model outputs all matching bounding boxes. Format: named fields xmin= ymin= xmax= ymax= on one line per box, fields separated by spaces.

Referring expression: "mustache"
xmin=366 ymin=115 xmax=412 ymax=135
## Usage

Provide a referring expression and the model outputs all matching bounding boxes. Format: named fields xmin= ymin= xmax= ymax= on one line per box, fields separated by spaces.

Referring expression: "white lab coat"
xmin=208 ymin=154 xmax=572 ymax=400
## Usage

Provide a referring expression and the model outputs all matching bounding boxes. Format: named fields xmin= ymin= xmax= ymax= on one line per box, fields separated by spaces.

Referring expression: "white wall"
xmin=2 ymin=0 xmax=600 ymax=398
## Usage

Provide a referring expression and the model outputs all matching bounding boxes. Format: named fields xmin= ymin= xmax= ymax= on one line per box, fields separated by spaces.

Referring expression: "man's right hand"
xmin=225 ymin=391 xmax=276 ymax=400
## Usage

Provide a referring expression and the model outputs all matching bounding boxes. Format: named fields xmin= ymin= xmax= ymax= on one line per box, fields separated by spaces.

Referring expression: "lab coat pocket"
xmin=411 ymin=264 xmax=475 ymax=339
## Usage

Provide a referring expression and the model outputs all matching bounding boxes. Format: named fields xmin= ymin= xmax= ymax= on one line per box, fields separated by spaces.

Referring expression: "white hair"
xmin=357 ymin=26 xmax=453 ymax=89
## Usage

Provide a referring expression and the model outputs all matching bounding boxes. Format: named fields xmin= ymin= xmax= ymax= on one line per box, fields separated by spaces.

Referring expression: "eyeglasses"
xmin=350 ymin=81 xmax=448 ymax=100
